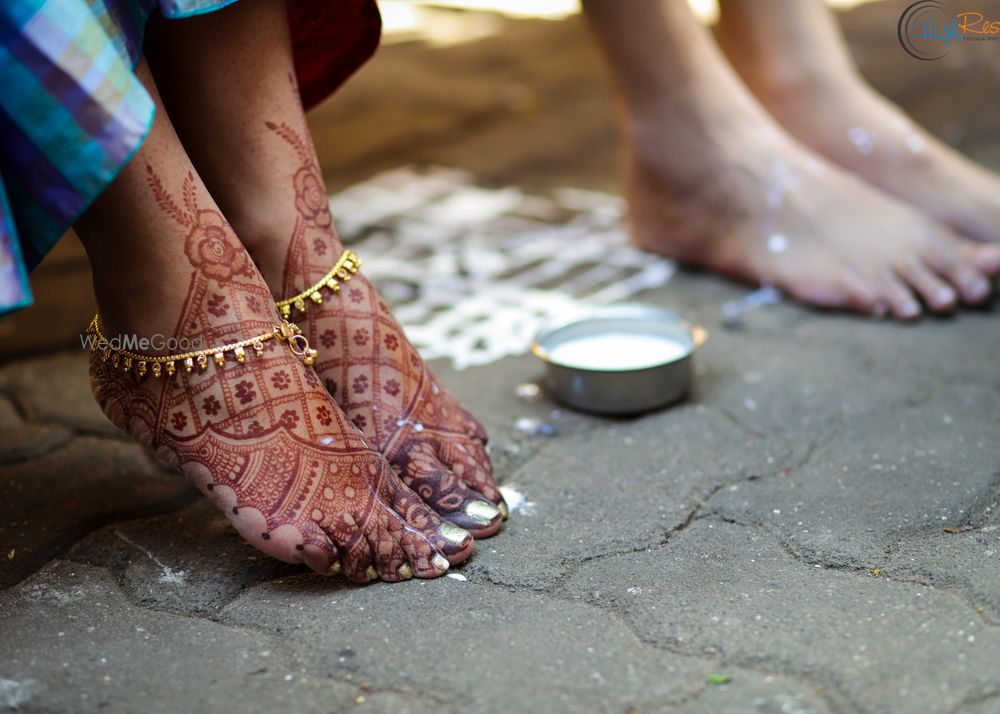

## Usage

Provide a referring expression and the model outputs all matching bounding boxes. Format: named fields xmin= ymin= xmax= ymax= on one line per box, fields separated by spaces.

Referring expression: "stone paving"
xmin=2 ymin=269 xmax=999 ymax=713
xmin=4 ymin=3 xmax=1000 ymax=713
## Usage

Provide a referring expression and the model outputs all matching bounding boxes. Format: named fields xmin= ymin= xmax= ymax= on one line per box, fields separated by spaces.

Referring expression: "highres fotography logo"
xmin=898 ymin=0 xmax=1000 ymax=60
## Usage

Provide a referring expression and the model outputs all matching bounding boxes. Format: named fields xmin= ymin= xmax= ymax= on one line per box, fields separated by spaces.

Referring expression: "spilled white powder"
xmin=0 ymin=679 xmax=40 ymax=709
xmin=546 ymin=333 xmax=687 ymax=371
xmin=114 ymin=530 xmax=187 ymax=585
xmin=499 ymin=484 xmax=536 ymax=516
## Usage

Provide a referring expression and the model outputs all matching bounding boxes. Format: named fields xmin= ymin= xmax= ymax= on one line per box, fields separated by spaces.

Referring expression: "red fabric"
xmin=289 ymin=0 xmax=382 ymax=111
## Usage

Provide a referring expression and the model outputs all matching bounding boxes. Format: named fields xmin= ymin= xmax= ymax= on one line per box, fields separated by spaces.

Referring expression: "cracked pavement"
xmin=4 ymin=3 xmax=1000 ymax=712
xmin=2 ymin=272 xmax=998 ymax=714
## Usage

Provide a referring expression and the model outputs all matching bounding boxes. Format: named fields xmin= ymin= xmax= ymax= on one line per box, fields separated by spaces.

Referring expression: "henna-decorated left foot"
xmin=257 ymin=123 xmax=506 ymax=538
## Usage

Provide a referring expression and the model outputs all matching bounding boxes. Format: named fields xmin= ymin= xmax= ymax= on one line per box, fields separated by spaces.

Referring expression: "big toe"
xmin=403 ymin=449 xmax=503 ymax=537
xmin=386 ymin=478 xmax=476 ymax=565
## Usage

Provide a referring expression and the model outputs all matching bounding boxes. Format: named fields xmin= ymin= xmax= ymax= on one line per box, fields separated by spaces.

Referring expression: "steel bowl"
xmin=530 ymin=304 xmax=708 ymax=415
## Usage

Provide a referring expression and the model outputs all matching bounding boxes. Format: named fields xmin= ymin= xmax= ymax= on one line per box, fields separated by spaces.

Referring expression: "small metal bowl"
xmin=530 ymin=304 xmax=708 ymax=415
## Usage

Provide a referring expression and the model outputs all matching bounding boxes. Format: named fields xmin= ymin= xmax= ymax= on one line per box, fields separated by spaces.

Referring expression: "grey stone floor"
xmin=2 ymin=272 xmax=999 ymax=714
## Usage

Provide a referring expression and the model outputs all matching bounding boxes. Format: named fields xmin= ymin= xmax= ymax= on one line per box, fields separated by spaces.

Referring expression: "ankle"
xmin=232 ymin=210 xmax=345 ymax=298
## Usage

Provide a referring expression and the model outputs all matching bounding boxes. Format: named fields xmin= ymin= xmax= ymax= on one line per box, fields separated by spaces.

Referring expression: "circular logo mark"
xmin=898 ymin=0 xmax=953 ymax=60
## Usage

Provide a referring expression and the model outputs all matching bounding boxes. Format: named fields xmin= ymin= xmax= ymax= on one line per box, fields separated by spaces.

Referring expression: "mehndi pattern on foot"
xmin=89 ymin=167 xmax=472 ymax=583
xmin=265 ymin=121 xmax=506 ymax=537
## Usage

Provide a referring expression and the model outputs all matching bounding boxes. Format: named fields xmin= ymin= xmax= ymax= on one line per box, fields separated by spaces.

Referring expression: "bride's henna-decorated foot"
xmin=255 ymin=122 xmax=506 ymax=538
xmin=87 ymin=168 xmax=473 ymax=582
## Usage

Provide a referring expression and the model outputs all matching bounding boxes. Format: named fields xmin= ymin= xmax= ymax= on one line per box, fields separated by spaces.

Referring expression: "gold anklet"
xmin=276 ymin=249 xmax=361 ymax=319
xmin=86 ymin=315 xmax=318 ymax=378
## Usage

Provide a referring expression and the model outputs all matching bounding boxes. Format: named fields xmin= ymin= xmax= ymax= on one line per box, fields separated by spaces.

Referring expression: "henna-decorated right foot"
xmin=252 ymin=121 xmax=506 ymax=538
xmin=87 ymin=170 xmax=473 ymax=583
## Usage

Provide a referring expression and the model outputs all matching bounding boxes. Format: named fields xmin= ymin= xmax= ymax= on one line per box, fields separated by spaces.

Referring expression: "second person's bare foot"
xmin=581 ymin=0 xmax=1000 ymax=320
xmin=627 ymin=107 xmax=1000 ymax=320
xmin=717 ymin=0 xmax=1000 ymax=247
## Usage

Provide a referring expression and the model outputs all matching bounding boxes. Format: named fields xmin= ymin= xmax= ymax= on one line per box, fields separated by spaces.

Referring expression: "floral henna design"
xmin=89 ymin=166 xmax=472 ymax=582
xmin=265 ymin=121 xmax=333 ymax=230
xmin=265 ymin=123 xmax=505 ymax=536
xmin=146 ymin=167 xmax=256 ymax=282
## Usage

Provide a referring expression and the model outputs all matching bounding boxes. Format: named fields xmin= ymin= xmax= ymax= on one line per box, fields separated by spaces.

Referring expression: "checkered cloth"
xmin=0 ymin=0 xmax=380 ymax=313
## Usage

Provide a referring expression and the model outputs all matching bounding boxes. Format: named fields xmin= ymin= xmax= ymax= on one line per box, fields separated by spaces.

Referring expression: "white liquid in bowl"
xmin=546 ymin=332 xmax=688 ymax=371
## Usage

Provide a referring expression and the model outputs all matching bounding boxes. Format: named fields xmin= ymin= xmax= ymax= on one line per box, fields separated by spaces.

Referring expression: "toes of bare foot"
xmin=625 ymin=116 xmax=995 ymax=323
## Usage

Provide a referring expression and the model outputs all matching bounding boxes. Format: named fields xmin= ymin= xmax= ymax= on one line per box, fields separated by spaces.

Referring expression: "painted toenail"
xmin=439 ymin=522 xmax=471 ymax=544
xmin=365 ymin=565 xmax=378 ymax=581
xmin=465 ymin=500 xmax=501 ymax=525
xmin=901 ymin=300 xmax=920 ymax=317
xmin=398 ymin=563 xmax=413 ymax=580
xmin=329 ymin=561 xmax=341 ymax=575
xmin=498 ymin=500 xmax=509 ymax=520
xmin=935 ymin=287 xmax=956 ymax=305
xmin=432 ymin=554 xmax=450 ymax=572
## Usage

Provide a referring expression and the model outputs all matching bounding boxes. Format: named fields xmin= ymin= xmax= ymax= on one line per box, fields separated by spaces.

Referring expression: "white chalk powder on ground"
xmin=499 ymin=484 xmax=536 ymax=516
xmin=0 ymin=679 xmax=40 ymax=709
xmin=328 ymin=167 xmax=675 ymax=369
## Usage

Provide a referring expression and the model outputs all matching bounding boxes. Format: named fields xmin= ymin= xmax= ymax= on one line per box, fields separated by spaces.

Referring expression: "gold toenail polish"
xmin=465 ymin=500 xmax=501 ymax=525
xmin=328 ymin=561 xmax=341 ymax=575
xmin=365 ymin=565 xmax=378 ymax=582
xmin=432 ymin=554 xmax=450 ymax=572
xmin=498 ymin=500 xmax=509 ymax=520
xmin=398 ymin=563 xmax=413 ymax=580
xmin=439 ymin=522 xmax=470 ymax=544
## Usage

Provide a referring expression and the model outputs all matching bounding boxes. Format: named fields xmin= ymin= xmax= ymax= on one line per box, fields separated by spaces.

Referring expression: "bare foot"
xmin=718 ymin=0 xmax=1000 ymax=246
xmin=250 ymin=122 xmax=505 ymax=538
xmin=88 ymin=170 xmax=473 ymax=582
xmin=627 ymin=111 xmax=1000 ymax=319
xmin=582 ymin=0 xmax=1000 ymax=319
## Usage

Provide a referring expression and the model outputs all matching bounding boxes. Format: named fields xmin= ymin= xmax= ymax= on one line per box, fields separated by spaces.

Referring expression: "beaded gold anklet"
xmin=276 ymin=249 xmax=361 ymax=319
xmin=86 ymin=315 xmax=318 ymax=378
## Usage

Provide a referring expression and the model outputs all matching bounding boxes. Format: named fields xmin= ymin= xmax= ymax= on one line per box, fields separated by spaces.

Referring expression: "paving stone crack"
xmin=474 ymin=568 xmax=860 ymax=713
xmin=697 ymin=513 xmax=1000 ymax=628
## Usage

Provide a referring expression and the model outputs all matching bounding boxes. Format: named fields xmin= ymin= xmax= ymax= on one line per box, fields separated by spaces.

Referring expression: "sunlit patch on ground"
xmin=380 ymin=0 xmax=882 ymax=45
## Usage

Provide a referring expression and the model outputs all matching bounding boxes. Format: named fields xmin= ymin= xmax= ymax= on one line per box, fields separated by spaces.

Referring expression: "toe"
xmin=325 ymin=521 xmax=376 ymax=584
xmin=921 ymin=234 xmax=992 ymax=304
xmin=894 ymin=257 xmax=957 ymax=313
xmin=965 ymin=242 xmax=1000 ymax=276
xmin=443 ymin=437 xmax=502 ymax=505
xmin=297 ymin=522 xmax=342 ymax=576
xmin=839 ymin=269 xmax=885 ymax=317
xmin=396 ymin=526 xmax=451 ymax=579
xmin=390 ymin=485 xmax=475 ymax=565
xmin=879 ymin=268 xmax=922 ymax=321
xmin=365 ymin=509 xmax=410 ymax=583
xmin=370 ymin=456 xmax=475 ymax=565
xmin=301 ymin=542 xmax=341 ymax=576
xmin=400 ymin=446 xmax=502 ymax=537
